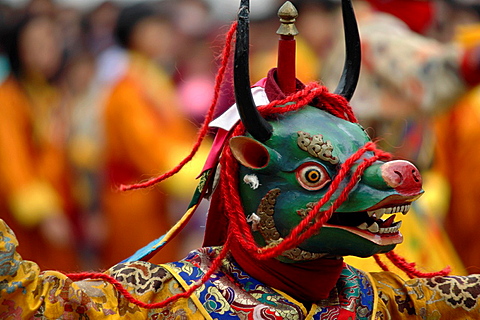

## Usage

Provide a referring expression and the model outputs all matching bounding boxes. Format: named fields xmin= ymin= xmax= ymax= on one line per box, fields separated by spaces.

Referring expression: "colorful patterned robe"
xmin=1 ymin=219 xmax=480 ymax=319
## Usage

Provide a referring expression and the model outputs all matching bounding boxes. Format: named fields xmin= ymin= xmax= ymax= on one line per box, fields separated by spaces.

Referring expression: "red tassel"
xmin=385 ymin=250 xmax=451 ymax=279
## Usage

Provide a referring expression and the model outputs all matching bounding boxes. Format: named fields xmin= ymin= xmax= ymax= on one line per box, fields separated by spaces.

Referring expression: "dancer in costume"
xmin=1 ymin=1 xmax=479 ymax=319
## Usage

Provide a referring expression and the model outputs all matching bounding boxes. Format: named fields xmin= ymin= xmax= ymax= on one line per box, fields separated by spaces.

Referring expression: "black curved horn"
xmin=333 ymin=0 xmax=361 ymax=101
xmin=234 ymin=0 xmax=273 ymax=142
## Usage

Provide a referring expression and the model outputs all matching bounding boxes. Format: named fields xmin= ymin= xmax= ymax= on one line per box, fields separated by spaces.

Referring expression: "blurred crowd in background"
xmin=2 ymin=0 xmax=480 ymax=275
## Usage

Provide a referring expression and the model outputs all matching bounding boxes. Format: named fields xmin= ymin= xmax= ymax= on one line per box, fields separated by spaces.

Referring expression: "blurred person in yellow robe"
xmin=0 ymin=13 xmax=81 ymax=271
xmin=100 ymin=3 xmax=209 ymax=268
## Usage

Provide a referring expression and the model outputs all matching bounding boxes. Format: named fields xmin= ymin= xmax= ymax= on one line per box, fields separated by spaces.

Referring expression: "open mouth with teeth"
xmin=324 ymin=203 xmax=412 ymax=245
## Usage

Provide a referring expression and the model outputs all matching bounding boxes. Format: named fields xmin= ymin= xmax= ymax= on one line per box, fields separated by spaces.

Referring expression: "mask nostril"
xmin=385 ymin=170 xmax=403 ymax=187
xmin=393 ymin=170 xmax=403 ymax=182
xmin=412 ymin=169 xmax=420 ymax=183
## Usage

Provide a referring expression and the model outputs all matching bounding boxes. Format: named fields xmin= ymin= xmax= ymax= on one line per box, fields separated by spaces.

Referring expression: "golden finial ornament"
xmin=276 ymin=1 xmax=299 ymax=37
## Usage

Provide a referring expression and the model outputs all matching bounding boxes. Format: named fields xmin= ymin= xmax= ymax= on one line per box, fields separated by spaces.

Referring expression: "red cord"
xmin=66 ymin=237 xmax=232 ymax=309
xmin=373 ymin=254 xmax=390 ymax=272
xmin=258 ymin=82 xmax=357 ymax=123
xmin=385 ymin=250 xmax=451 ymax=278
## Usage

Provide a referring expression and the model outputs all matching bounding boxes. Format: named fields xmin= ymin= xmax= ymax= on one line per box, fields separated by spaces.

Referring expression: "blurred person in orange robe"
xmin=0 ymin=13 xmax=81 ymax=271
xmin=100 ymin=3 xmax=209 ymax=268
xmin=433 ymin=0 xmax=480 ymax=272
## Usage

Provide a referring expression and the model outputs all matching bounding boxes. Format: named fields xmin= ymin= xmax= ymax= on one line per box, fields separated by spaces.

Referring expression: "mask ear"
xmin=229 ymin=136 xmax=270 ymax=169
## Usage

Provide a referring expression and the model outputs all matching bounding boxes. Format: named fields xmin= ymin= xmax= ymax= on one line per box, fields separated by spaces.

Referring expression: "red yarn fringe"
xmin=373 ymin=254 xmax=390 ymax=272
xmin=374 ymin=252 xmax=451 ymax=278
xmin=385 ymin=250 xmax=451 ymax=278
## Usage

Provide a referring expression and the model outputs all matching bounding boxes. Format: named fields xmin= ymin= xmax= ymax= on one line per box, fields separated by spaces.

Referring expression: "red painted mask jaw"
xmin=344 ymin=160 xmax=423 ymax=245
xmin=324 ymin=193 xmax=422 ymax=248
xmin=320 ymin=159 xmax=424 ymax=251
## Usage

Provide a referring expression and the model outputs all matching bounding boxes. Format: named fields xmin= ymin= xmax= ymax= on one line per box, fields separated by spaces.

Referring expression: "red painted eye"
xmin=296 ymin=163 xmax=331 ymax=191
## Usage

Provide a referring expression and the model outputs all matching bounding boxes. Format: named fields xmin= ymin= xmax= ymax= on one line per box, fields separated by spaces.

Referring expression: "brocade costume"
xmin=1 ymin=220 xmax=480 ymax=320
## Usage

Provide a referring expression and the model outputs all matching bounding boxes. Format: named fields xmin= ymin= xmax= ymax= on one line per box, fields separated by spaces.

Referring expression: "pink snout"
xmin=381 ymin=160 xmax=422 ymax=196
